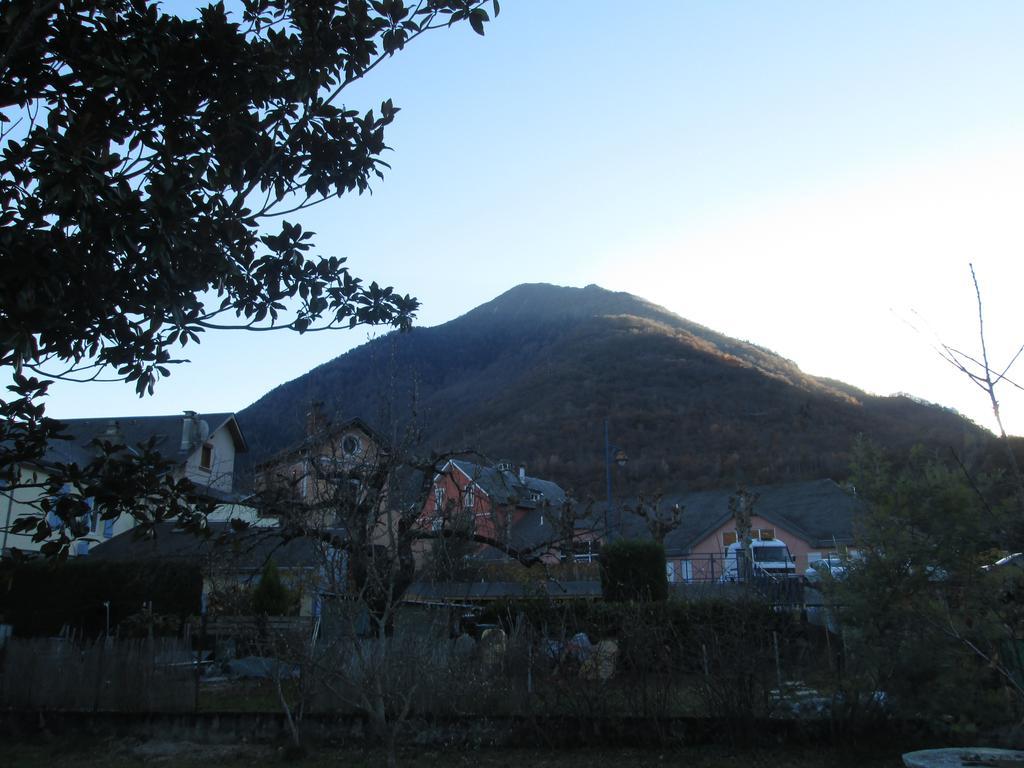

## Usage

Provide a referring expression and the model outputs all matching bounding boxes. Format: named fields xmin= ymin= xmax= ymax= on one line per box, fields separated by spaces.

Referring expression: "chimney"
xmin=518 ymin=465 xmax=526 ymax=483
xmin=306 ymin=401 xmax=325 ymax=437
xmin=181 ymin=411 xmax=197 ymax=451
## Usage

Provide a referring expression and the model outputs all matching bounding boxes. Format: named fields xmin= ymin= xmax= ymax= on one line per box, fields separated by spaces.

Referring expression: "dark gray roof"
xmin=404 ymin=580 xmax=601 ymax=603
xmin=589 ymin=479 xmax=862 ymax=555
xmin=44 ymin=413 xmax=247 ymax=467
xmin=88 ymin=521 xmax=337 ymax=571
xmin=473 ymin=509 xmax=560 ymax=562
xmin=449 ymin=459 xmax=567 ymax=509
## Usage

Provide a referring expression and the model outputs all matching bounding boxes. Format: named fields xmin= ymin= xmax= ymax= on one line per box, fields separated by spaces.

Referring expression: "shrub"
xmin=253 ymin=559 xmax=294 ymax=616
xmin=600 ymin=539 xmax=668 ymax=602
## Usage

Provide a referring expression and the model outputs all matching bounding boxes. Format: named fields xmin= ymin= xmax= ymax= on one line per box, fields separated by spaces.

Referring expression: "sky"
xmin=44 ymin=1 xmax=1024 ymax=436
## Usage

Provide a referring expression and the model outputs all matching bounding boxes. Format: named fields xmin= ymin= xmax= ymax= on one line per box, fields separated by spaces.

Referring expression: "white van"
xmin=721 ymin=539 xmax=796 ymax=581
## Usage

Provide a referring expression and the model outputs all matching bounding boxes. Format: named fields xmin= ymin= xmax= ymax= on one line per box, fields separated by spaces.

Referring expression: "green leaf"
xmin=469 ymin=8 xmax=487 ymax=35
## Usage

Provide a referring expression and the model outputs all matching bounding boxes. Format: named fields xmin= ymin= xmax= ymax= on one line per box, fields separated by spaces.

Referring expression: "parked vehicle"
xmin=804 ymin=554 xmax=848 ymax=582
xmin=721 ymin=539 xmax=797 ymax=581
xmin=982 ymin=552 xmax=1024 ymax=572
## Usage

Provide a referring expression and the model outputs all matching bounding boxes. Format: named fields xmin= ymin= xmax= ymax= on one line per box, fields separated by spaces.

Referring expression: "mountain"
xmin=236 ymin=283 xmax=999 ymax=496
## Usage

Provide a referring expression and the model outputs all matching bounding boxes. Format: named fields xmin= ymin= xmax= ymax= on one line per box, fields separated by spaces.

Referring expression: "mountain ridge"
xmin=236 ymin=282 xmax=997 ymax=495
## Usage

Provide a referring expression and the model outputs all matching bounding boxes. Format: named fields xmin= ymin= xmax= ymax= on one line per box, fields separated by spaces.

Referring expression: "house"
xmin=0 ymin=411 xmax=251 ymax=557
xmin=417 ymin=458 xmax=569 ymax=562
xmin=603 ymin=479 xmax=863 ymax=583
xmin=253 ymin=404 xmax=387 ymax=525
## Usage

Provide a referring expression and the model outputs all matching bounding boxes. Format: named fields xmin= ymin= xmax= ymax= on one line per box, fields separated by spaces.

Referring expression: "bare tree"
xmin=937 ymin=263 xmax=1024 ymax=517
xmin=248 ymin=413 xmax=586 ymax=765
xmin=634 ymin=493 xmax=684 ymax=546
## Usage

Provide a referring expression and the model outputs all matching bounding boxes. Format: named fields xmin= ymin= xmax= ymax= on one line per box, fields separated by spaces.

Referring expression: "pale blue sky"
xmin=46 ymin=1 xmax=1024 ymax=434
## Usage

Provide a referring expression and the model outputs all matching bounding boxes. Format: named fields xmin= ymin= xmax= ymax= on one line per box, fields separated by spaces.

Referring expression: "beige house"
xmin=254 ymin=405 xmax=387 ymax=526
xmin=1 ymin=411 xmax=252 ymax=557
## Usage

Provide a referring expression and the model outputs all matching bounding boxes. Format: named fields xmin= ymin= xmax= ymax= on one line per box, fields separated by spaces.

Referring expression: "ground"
xmin=3 ymin=740 xmax=907 ymax=767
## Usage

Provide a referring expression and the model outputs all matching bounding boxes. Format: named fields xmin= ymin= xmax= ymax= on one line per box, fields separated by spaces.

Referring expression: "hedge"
xmin=0 ymin=559 xmax=202 ymax=637
xmin=600 ymin=539 xmax=669 ymax=602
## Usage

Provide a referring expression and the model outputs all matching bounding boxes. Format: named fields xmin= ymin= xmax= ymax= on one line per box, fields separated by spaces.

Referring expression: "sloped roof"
xmin=88 ymin=521 xmax=338 ymax=571
xmin=449 ymin=459 xmax=567 ymax=509
xmin=589 ymin=478 xmax=862 ymax=555
xmin=43 ymin=413 xmax=247 ymax=467
xmin=473 ymin=508 xmax=565 ymax=562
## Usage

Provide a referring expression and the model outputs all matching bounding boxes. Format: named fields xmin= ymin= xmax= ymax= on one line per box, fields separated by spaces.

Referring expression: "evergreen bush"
xmin=252 ymin=559 xmax=294 ymax=616
xmin=599 ymin=539 xmax=669 ymax=602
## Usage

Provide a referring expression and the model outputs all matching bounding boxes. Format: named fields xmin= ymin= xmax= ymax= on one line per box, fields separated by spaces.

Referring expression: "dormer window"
xmin=200 ymin=443 xmax=213 ymax=471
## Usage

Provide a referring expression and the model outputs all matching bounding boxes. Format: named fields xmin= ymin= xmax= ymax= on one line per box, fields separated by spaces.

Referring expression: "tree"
xmin=0 ymin=0 xmax=499 ymax=550
xmin=253 ymin=558 xmax=293 ymax=616
xmin=935 ymin=264 xmax=1024 ymax=544
xmin=249 ymin=416 xmax=577 ymax=766
xmin=834 ymin=440 xmax=1024 ymax=732
xmin=728 ymin=487 xmax=757 ymax=582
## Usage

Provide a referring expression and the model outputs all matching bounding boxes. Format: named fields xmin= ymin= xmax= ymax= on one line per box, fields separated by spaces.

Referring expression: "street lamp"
xmin=604 ymin=419 xmax=628 ymax=536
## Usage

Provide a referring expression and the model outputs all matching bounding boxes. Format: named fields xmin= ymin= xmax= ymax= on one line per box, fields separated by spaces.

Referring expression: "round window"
xmin=342 ymin=435 xmax=361 ymax=456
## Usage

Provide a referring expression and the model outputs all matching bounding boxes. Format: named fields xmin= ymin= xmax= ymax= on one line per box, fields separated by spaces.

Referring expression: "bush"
xmin=600 ymin=539 xmax=668 ymax=602
xmin=252 ymin=559 xmax=294 ymax=616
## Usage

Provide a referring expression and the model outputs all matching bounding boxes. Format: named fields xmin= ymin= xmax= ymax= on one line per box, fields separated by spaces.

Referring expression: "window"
xmin=666 ymin=561 xmax=679 ymax=583
xmin=86 ymin=498 xmax=97 ymax=533
xmin=45 ymin=482 xmax=73 ymax=530
xmin=200 ymin=443 xmax=213 ymax=471
xmin=723 ymin=528 xmax=776 ymax=547
xmin=574 ymin=539 xmax=600 ymax=563
xmin=342 ymin=435 xmax=361 ymax=456
xmin=753 ymin=545 xmax=789 ymax=563
xmin=434 ymin=486 xmax=445 ymax=513
xmin=463 ymin=486 xmax=475 ymax=510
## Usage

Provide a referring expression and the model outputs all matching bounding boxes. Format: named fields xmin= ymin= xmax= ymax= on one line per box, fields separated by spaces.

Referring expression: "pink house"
xmin=608 ymin=479 xmax=863 ymax=583
xmin=416 ymin=458 xmax=568 ymax=559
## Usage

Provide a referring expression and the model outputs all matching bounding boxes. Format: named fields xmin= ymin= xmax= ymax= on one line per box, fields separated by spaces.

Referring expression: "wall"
xmin=0 ymin=465 xmax=137 ymax=556
xmin=183 ymin=421 xmax=237 ymax=493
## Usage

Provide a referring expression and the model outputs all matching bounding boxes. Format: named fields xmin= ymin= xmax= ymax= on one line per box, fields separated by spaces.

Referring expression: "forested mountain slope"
xmin=237 ymin=283 xmax=999 ymax=496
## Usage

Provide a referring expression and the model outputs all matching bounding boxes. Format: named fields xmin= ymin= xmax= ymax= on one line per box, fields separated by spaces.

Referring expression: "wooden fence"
xmin=0 ymin=637 xmax=194 ymax=711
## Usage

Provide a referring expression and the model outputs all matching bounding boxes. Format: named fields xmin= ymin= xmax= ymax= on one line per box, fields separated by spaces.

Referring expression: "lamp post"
xmin=604 ymin=419 xmax=628 ymax=536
